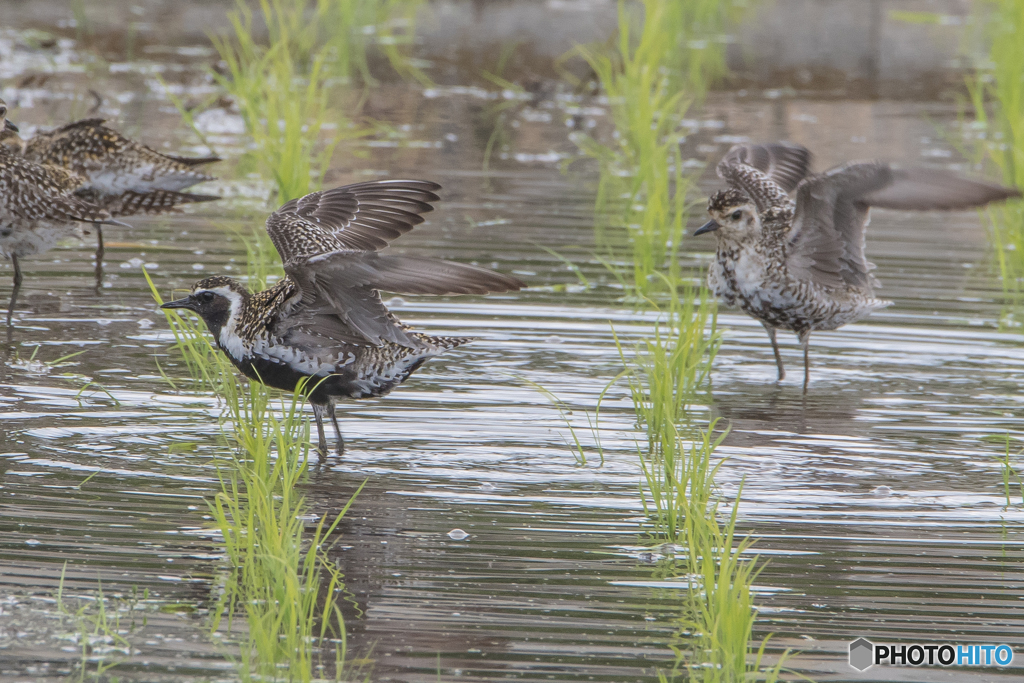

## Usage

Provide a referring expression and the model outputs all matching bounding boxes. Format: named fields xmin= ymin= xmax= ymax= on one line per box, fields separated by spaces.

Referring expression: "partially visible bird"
xmin=695 ymin=141 xmax=1022 ymax=391
xmin=0 ymin=102 xmax=128 ymax=326
xmin=161 ymin=179 xmax=525 ymax=460
xmin=1 ymin=111 xmax=220 ymax=276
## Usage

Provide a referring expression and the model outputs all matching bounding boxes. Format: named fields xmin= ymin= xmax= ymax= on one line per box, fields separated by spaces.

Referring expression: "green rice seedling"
xmin=520 ymin=376 xmax=615 ymax=467
xmin=157 ymin=77 xmax=223 ymax=154
xmin=56 ymin=566 xmax=137 ymax=682
xmin=637 ymin=418 xmax=726 ymax=543
xmin=664 ymin=484 xmax=792 ymax=683
xmin=240 ymin=221 xmax=285 ymax=292
xmin=9 ymin=344 xmax=87 ymax=372
xmin=209 ymin=0 xmax=426 ymax=203
xmin=211 ymin=27 xmax=344 ymax=204
xmin=208 ymin=376 xmax=361 ymax=682
xmin=209 ymin=0 xmax=378 ymax=209
xmin=969 ymin=0 xmax=1024 ymax=305
xmin=617 ymin=283 xmax=720 ymax=462
xmin=573 ymin=3 xmax=691 ymax=291
xmin=569 ymin=0 xmax=748 ymax=298
xmin=478 ymin=70 xmax=528 ymax=173
xmin=992 ymin=435 xmax=1024 ymax=507
xmin=70 ymin=0 xmax=93 ymax=46
xmin=331 ymin=0 xmax=432 ymax=86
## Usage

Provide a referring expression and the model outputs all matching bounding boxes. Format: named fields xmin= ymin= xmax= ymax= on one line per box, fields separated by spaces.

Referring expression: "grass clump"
xmin=206 ymin=0 xmax=428 ymax=205
xmin=211 ymin=2 xmax=348 ymax=205
xmin=209 ymin=375 xmax=361 ymax=681
xmin=610 ymin=289 xmax=790 ymax=680
xmin=969 ymin=0 xmax=1024 ymax=307
xmin=205 ymin=0 xmax=428 ymax=290
xmin=987 ymin=434 xmax=1024 ymax=507
xmin=662 ymin=483 xmax=790 ymax=683
xmin=557 ymin=2 xmax=787 ymax=676
xmin=570 ymin=0 xmax=746 ymax=298
xmin=56 ymin=566 xmax=150 ymax=682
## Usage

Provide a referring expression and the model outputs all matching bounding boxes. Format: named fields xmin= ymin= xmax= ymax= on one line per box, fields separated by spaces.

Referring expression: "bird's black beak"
xmin=161 ymin=296 xmax=196 ymax=311
xmin=3 ymin=118 xmax=18 ymax=133
xmin=693 ymin=219 xmax=720 ymax=236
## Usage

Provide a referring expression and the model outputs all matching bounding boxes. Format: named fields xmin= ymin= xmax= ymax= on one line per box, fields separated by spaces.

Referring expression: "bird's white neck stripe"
xmin=207 ymin=286 xmax=247 ymax=360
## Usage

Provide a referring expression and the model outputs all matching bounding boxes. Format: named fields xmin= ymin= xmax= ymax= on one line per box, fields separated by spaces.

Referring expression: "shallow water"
xmin=2 ymin=16 xmax=1024 ymax=683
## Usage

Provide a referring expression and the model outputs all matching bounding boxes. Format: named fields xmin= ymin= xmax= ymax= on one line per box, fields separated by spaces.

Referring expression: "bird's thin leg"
xmin=94 ymin=225 xmax=104 ymax=294
xmin=762 ymin=323 xmax=785 ymax=381
xmin=799 ymin=330 xmax=811 ymax=394
xmin=7 ymin=254 xmax=22 ymax=328
xmin=311 ymin=403 xmax=330 ymax=463
xmin=328 ymin=402 xmax=345 ymax=457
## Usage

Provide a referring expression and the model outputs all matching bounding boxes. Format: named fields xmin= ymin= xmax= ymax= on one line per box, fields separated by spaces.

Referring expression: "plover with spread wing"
xmin=696 ymin=142 xmax=1021 ymax=391
xmin=161 ymin=179 xmax=524 ymax=460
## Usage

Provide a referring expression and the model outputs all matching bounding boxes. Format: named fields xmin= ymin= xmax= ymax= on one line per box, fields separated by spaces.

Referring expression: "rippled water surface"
xmin=2 ymin=16 xmax=1024 ymax=683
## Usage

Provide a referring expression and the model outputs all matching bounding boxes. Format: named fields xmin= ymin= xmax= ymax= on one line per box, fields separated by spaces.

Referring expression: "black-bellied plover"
xmin=161 ymin=179 xmax=525 ymax=460
xmin=0 ymin=102 xmax=127 ymax=325
xmin=696 ymin=142 xmax=1021 ymax=391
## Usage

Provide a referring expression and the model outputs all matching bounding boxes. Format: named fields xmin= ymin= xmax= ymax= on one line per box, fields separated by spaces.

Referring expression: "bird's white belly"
xmin=245 ymin=335 xmax=357 ymax=377
xmin=731 ymin=250 xmax=770 ymax=301
xmin=0 ymin=216 xmax=81 ymax=259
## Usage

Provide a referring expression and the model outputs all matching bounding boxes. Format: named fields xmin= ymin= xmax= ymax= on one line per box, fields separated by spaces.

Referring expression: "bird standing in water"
xmin=2 ymin=112 xmax=220 ymax=284
xmin=161 ymin=179 xmax=524 ymax=460
xmin=696 ymin=142 xmax=1021 ymax=391
xmin=0 ymin=102 xmax=126 ymax=326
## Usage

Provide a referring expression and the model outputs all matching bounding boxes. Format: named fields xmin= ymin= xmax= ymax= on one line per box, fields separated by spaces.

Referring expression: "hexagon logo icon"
xmin=849 ymin=638 xmax=874 ymax=671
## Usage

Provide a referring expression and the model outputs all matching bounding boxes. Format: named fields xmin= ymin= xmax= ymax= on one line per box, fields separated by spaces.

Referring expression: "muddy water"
xmin=2 ymin=21 xmax=1024 ymax=683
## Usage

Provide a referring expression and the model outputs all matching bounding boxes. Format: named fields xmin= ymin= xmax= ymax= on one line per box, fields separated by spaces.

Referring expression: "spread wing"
xmin=717 ymin=142 xmax=812 ymax=212
xmin=275 ymin=253 xmax=525 ymax=348
xmin=787 ymin=163 xmax=1021 ymax=290
xmin=265 ymin=179 xmax=442 ymax=265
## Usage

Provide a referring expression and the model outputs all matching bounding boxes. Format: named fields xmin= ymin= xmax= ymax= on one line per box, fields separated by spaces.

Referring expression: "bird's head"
xmin=160 ymin=276 xmax=251 ymax=338
xmin=0 ymin=99 xmax=23 ymax=151
xmin=695 ymin=189 xmax=760 ymax=240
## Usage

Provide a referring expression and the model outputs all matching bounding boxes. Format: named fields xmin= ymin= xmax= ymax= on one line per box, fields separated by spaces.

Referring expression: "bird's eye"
xmin=731 ymin=210 xmax=742 ymax=220
xmin=195 ymin=291 xmax=215 ymax=303
xmin=0 ymin=107 xmax=6 ymax=117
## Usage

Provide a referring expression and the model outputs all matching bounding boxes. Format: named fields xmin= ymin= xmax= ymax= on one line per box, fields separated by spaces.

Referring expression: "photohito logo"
xmin=849 ymin=638 xmax=1013 ymax=671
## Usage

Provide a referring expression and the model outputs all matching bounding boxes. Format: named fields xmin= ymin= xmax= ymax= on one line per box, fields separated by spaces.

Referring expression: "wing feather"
xmin=717 ymin=142 xmax=812 ymax=212
xmin=787 ymin=162 xmax=1021 ymax=290
xmin=266 ymin=179 xmax=442 ymax=264
xmin=275 ymin=252 xmax=524 ymax=348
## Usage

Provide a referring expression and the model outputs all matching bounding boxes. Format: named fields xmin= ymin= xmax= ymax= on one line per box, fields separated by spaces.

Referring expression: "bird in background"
xmin=0 ymin=103 xmax=220 ymax=283
xmin=161 ymin=179 xmax=524 ymax=461
xmin=695 ymin=141 xmax=1022 ymax=392
xmin=0 ymin=101 xmax=129 ymax=327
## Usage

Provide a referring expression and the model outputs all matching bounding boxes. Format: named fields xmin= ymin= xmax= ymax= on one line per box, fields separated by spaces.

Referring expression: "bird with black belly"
xmin=161 ymin=179 xmax=524 ymax=461
xmin=695 ymin=142 xmax=1021 ymax=392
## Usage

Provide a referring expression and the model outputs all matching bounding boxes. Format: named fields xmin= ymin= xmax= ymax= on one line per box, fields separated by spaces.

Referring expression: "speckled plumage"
xmin=699 ymin=142 xmax=1021 ymax=390
xmin=0 ymin=105 xmax=222 ymax=291
xmin=0 ymin=143 xmax=114 ymax=257
xmin=0 ymin=101 xmax=124 ymax=324
xmin=18 ymin=118 xmax=220 ymax=216
xmin=162 ymin=180 xmax=525 ymax=460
